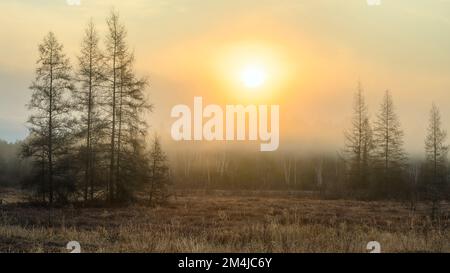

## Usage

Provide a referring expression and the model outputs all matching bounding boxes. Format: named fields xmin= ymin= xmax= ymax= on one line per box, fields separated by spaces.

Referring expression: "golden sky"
xmin=1 ymin=0 xmax=450 ymax=154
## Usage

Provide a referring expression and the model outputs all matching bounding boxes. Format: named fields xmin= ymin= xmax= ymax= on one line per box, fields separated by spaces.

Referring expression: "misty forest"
xmin=0 ymin=10 xmax=448 ymax=253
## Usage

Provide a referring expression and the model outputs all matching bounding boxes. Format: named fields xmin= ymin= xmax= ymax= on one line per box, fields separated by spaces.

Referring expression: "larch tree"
xmin=104 ymin=10 xmax=127 ymax=202
xmin=75 ymin=19 xmax=107 ymax=201
xmin=148 ymin=135 xmax=170 ymax=206
xmin=373 ymin=90 xmax=407 ymax=196
xmin=424 ymin=103 xmax=448 ymax=218
xmin=115 ymin=57 xmax=150 ymax=200
xmin=24 ymin=32 xmax=75 ymax=204
xmin=344 ymin=82 xmax=374 ymax=190
xmin=104 ymin=10 xmax=151 ymax=201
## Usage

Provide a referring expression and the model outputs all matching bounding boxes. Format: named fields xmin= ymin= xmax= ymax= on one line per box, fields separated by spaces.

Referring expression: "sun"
xmin=214 ymin=42 xmax=292 ymax=99
xmin=241 ymin=65 xmax=267 ymax=89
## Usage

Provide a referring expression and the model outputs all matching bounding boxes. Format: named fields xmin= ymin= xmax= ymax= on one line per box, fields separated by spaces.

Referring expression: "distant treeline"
xmin=170 ymin=84 xmax=450 ymax=219
xmin=170 ymin=151 xmax=448 ymax=197
xmin=341 ymin=84 xmax=448 ymax=218
xmin=0 ymin=140 xmax=31 ymax=186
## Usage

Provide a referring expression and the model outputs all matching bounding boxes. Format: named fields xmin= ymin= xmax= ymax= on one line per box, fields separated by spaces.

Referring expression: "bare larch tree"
xmin=424 ymin=103 xmax=448 ymax=219
xmin=344 ymin=82 xmax=373 ymax=190
xmin=24 ymin=32 xmax=75 ymax=204
xmin=104 ymin=10 xmax=151 ymax=202
xmin=75 ymin=20 xmax=107 ymax=201
xmin=148 ymin=135 xmax=170 ymax=206
xmin=105 ymin=10 xmax=127 ymax=202
xmin=373 ymin=90 xmax=407 ymax=197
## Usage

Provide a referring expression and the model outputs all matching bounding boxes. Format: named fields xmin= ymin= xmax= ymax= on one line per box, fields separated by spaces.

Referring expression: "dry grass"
xmin=0 ymin=190 xmax=448 ymax=253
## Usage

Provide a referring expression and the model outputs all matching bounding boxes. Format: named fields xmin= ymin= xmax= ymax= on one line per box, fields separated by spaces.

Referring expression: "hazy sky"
xmin=1 ymin=0 xmax=450 ymax=155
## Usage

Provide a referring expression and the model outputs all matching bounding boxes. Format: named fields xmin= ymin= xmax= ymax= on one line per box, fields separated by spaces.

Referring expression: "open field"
xmin=0 ymin=189 xmax=449 ymax=253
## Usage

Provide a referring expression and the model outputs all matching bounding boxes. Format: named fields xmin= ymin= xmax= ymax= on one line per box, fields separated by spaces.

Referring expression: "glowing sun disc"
xmin=241 ymin=65 xmax=266 ymax=88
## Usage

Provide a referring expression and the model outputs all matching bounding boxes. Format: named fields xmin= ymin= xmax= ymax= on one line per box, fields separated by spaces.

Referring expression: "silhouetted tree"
xmin=115 ymin=58 xmax=150 ymax=200
xmin=104 ymin=10 xmax=151 ymax=201
xmin=75 ymin=19 xmax=107 ymax=201
xmin=373 ymin=90 xmax=407 ymax=197
xmin=424 ymin=103 xmax=448 ymax=219
xmin=147 ymin=135 xmax=170 ymax=206
xmin=104 ymin=10 xmax=127 ymax=201
xmin=344 ymin=82 xmax=373 ymax=190
xmin=24 ymin=32 xmax=75 ymax=204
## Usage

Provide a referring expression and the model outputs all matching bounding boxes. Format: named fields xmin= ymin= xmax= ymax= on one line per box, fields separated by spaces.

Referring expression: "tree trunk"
xmin=48 ymin=47 xmax=54 ymax=205
xmin=109 ymin=39 xmax=117 ymax=203
xmin=115 ymin=63 xmax=124 ymax=199
xmin=84 ymin=49 xmax=93 ymax=202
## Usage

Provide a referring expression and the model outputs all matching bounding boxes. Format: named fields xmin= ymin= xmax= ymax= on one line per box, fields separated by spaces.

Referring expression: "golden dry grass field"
xmin=0 ymin=189 xmax=448 ymax=253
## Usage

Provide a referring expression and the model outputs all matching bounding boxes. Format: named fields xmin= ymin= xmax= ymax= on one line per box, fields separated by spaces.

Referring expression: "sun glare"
xmin=241 ymin=65 xmax=266 ymax=89
xmin=214 ymin=41 xmax=294 ymax=101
